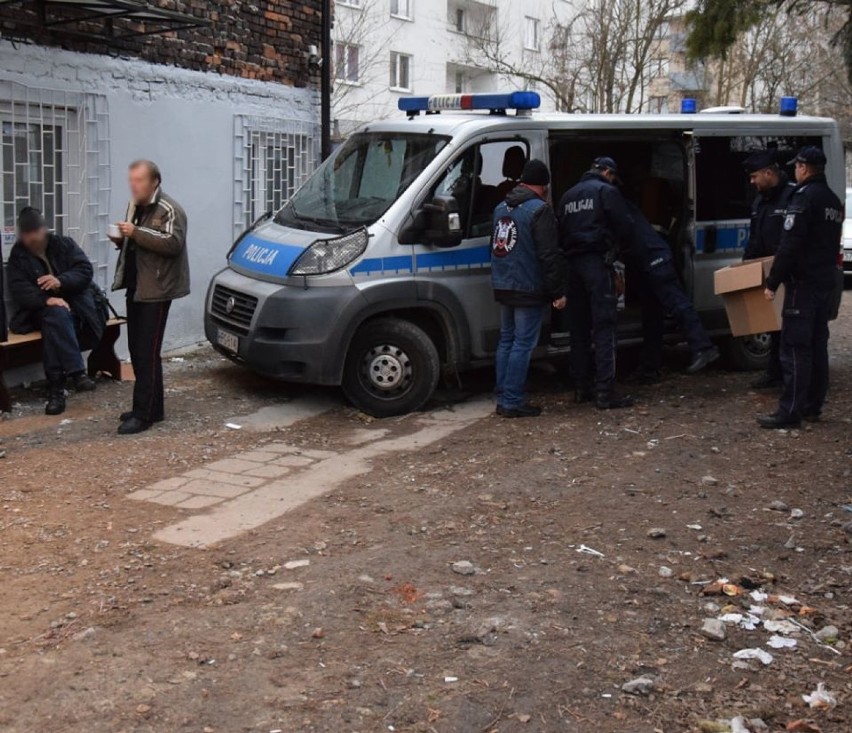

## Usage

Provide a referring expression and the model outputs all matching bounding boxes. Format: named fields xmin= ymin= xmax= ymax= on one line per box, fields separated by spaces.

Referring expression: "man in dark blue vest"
xmin=743 ymin=149 xmax=796 ymax=390
xmin=558 ymin=157 xmax=634 ymax=409
xmin=491 ymin=159 xmax=566 ymax=418
xmin=758 ymin=146 xmax=844 ymax=429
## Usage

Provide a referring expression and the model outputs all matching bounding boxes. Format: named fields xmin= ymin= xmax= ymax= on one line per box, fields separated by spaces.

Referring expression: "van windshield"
xmin=275 ymin=131 xmax=450 ymax=231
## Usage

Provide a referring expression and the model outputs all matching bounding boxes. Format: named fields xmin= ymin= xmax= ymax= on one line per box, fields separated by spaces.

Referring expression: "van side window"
xmin=430 ymin=140 xmax=529 ymax=239
xmin=694 ymin=135 xmax=822 ymax=222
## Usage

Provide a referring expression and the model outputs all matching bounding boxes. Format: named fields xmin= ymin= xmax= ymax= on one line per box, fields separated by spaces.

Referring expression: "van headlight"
xmin=289 ymin=229 xmax=369 ymax=275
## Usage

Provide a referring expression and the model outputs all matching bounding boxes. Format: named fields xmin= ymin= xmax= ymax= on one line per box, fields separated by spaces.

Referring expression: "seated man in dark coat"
xmin=6 ymin=207 xmax=105 ymax=415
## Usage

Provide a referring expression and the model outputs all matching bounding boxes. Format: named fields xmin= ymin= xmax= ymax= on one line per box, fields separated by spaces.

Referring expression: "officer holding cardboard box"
xmin=742 ymin=149 xmax=795 ymax=390
xmin=757 ymin=146 xmax=843 ymax=429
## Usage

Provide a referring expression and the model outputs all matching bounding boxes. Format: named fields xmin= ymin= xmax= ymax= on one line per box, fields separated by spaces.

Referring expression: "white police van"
xmin=205 ymin=92 xmax=844 ymax=417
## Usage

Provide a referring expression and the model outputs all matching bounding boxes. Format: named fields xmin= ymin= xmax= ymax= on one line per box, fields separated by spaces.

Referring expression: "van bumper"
xmin=204 ymin=268 xmax=366 ymax=385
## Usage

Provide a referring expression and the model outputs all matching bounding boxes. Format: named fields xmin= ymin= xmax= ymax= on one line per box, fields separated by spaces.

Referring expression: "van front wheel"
xmin=342 ymin=318 xmax=440 ymax=418
xmin=725 ymin=333 xmax=771 ymax=371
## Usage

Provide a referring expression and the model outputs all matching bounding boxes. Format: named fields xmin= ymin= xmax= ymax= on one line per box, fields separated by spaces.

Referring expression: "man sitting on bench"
xmin=6 ymin=207 xmax=105 ymax=415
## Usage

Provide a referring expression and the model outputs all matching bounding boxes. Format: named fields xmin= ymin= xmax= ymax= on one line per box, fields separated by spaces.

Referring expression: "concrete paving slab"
xmin=225 ymin=395 xmax=336 ymax=432
xmin=154 ymin=399 xmax=492 ymax=548
xmin=204 ymin=458 xmax=265 ymax=475
xmin=175 ymin=495 xmax=224 ymax=509
xmin=182 ymin=468 xmax=266 ymax=488
xmin=242 ymin=464 xmax=293 ymax=479
xmin=181 ymin=479 xmax=253 ymax=499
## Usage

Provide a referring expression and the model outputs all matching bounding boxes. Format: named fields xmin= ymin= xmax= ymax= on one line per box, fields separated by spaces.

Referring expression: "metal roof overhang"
xmin=0 ymin=0 xmax=208 ymax=41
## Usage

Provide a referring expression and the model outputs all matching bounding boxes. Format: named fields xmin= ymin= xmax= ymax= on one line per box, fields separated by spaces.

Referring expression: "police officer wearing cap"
xmin=491 ymin=159 xmax=566 ymax=418
xmin=742 ymin=148 xmax=795 ymax=389
xmin=758 ymin=146 xmax=844 ymax=429
xmin=558 ymin=156 xmax=634 ymax=409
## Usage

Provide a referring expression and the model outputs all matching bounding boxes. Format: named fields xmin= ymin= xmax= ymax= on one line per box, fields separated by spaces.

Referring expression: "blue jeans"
xmin=39 ymin=305 xmax=85 ymax=383
xmin=495 ymin=304 xmax=544 ymax=409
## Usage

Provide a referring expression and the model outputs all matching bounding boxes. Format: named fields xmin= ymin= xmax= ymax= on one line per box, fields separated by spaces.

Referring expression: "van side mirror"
xmin=399 ymin=195 xmax=463 ymax=248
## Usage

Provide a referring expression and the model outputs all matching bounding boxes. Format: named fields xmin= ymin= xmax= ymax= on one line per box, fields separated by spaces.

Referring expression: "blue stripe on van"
xmin=350 ymin=245 xmax=492 ymax=276
xmin=695 ymin=223 xmax=750 ymax=253
xmin=415 ymin=244 xmax=491 ymax=270
xmin=350 ymin=255 xmax=413 ymax=275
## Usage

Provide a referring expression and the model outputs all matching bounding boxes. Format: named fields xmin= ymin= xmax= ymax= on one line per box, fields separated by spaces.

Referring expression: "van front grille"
xmin=210 ymin=285 xmax=258 ymax=334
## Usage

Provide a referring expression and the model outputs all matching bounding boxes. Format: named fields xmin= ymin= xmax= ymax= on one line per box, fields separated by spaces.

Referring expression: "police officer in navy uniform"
xmin=743 ymin=149 xmax=796 ymax=389
xmin=558 ymin=157 xmax=633 ymax=409
xmin=758 ymin=146 xmax=843 ymax=429
xmin=491 ymin=159 xmax=566 ymax=418
xmin=628 ymin=201 xmax=720 ymax=378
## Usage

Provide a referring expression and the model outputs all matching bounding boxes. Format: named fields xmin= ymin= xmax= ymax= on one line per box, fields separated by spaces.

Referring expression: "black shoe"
xmin=575 ymin=388 xmax=595 ymax=404
xmin=596 ymin=392 xmax=634 ymax=410
xmin=802 ymin=412 xmax=821 ymax=423
xmin=750 ymin=374 xmax=783 ymax=390
xmin=757 ymin=412 xmax=801 ymax=429
xmin=686 ymin=346 xmax=721 ymax=375
xmin=118 ymin=416 xmax=153 ymax=435
xmin=71 ymin=372 xmax=97 ymax=392
xmin=119 ymin=411 xmax=164 ymax=423
xmin=45 ymin=390 xmax=66 ymax=416
xmin=499 ymin=403 xmax=542 ymax=418
xmin=495 ymin=405 xmax=506 ymax=416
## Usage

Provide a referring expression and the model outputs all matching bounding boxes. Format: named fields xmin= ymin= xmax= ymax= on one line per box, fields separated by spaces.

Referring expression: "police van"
xmin=205 ymin=92 xmax=844 ymax=417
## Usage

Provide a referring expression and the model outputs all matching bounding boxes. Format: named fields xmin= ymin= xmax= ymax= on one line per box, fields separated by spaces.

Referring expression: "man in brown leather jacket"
xmin=110 ymin=160 xmax=189 ymax=434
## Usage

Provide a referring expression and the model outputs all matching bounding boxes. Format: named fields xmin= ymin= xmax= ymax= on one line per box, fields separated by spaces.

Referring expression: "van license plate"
xmin=217 ymin=328 xmax=239 ymax=353
xmin=844 ymin=250 xmax=852 ymax=262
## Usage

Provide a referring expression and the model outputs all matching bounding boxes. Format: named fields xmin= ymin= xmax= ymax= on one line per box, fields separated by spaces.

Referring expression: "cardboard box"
xmin=714 ymin=256 xmax=784 ymax=337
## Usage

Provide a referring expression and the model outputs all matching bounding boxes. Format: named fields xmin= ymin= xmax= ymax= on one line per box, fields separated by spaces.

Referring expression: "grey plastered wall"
xmin=1 ymin=40 xmax=319 ymax=386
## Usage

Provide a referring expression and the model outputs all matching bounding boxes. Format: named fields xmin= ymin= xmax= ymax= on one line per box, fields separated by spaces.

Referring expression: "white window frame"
xmin=335 ymin=42 xmax=361 ymax=84
xmin=337 ymin=0 xmax=362 ymax=8
xmin=524 ymin=16 xmax=540 ymax=52
xmin=0 ymin=83 xmax=111 ymax=286
xmin=389 ymin=51 xmax=412 ymax=92
xmin=234 ymin=116 xmax=320 ymax=236
xmin=390 ymin=0 xmax=413 ymax=20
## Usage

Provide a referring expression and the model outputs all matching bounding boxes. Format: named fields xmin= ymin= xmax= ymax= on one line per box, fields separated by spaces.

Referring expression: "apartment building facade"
xmin=0 ymin=1 xmax=322 ymax=353
xmin=332 ymin=0 xmax=575 ymax=134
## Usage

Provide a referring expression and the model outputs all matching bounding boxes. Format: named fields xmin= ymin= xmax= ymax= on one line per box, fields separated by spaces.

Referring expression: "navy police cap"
xmin=789 ymin=146 xmax=827 ymax=167
xmin=742 ymin=149 xmax=778 ymax=173
xmin=593 ymin=156 xmax=619 ymax=174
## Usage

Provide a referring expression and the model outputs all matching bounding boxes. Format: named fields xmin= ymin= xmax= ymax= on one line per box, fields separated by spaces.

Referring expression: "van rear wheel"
xmin=726 ymin=333 xmax=771 ymax=371
xmin=342 ymin=318 xmax=440 ymax=418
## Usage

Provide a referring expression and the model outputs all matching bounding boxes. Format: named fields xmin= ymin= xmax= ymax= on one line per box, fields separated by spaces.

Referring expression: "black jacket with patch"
xmin=766 ymin=174 xmax=843 ymax=291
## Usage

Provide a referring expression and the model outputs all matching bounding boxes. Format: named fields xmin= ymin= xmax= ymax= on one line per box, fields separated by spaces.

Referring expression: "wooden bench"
xmin=0 ymin=317 xmax=126 ymax=412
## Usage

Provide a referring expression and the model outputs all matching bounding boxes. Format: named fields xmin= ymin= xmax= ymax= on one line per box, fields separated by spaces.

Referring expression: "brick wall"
xmin=0 ymin=1 xmax=322 ymax=87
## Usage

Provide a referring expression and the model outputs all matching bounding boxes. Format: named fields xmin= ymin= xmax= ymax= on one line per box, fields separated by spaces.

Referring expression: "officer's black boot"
xmin=596 ymin=391 xmax=634 ymax=410
xmin=45 ymin=380 xmax=66 ymax=416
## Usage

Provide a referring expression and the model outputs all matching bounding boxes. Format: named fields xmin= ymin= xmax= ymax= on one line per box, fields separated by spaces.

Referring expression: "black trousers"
xmin=37 ymin=306 xmax=86 ymax=384
xmin=778 ymin=284 xmax=831 ymax=419
xmin=567 ymin=253 xmax=618 ymax=394
xmin=638 ymin=261 xmax=714 ymax=371
xmin=126 ymin=293 xmax=171 ymax=422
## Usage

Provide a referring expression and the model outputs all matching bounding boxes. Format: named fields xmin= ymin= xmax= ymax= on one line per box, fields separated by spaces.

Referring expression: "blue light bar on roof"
xmin=398 ymin=91 xmax=541 ymax=114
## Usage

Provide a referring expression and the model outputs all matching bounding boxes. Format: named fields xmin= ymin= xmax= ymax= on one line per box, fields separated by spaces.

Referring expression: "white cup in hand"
xmin=108 ymin=223 xmax=121 ymax=239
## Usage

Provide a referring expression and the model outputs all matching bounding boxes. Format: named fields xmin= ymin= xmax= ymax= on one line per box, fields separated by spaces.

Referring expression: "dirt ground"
xmin=1 ymin=297 xmax=851 ymax=733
